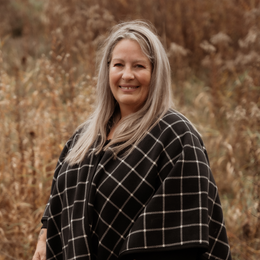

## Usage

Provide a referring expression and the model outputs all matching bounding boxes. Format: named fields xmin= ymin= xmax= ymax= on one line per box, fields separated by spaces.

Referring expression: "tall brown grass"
xmin=0 ymin=0 xmax=259 ymax=259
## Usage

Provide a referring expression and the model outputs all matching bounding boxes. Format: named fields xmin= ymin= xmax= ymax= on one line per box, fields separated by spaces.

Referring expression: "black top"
xmin=42 ymin=140 xmax=201 ymax=260
xmin=41 ymin=109 xmax=231 ymax=260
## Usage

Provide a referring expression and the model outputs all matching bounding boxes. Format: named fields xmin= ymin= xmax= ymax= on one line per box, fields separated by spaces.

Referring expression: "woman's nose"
xmin=122 ymin=66 xmax=134 ymax=80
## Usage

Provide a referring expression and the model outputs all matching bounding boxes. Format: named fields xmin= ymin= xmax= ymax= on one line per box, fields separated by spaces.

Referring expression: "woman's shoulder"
xmin=68 ymin=127 xmax=83 ymax=143
xmin=150 ymin=108 xmax=206 ymax=153
xmin=63 ymin=126 xmax=85 ymax=152
xmin=159 ymin=108 xmax=199 ymax=134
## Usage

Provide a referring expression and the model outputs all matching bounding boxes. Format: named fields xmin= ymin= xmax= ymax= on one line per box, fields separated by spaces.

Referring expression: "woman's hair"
xmin=65 ymin=20 xmax=173 ymax=164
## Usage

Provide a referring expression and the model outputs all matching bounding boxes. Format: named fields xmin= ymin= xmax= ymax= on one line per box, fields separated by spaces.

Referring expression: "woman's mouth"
xmin=119 ymin=85 xmax=139 ymax=90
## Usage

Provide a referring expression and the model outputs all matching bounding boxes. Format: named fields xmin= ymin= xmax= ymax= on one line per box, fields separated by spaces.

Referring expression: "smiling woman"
xmin=32 ymin=20 xmax=232 ymax=260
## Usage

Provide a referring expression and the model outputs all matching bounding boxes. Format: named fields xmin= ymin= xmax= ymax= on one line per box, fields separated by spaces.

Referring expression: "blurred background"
xmin=0 ymin=0 xmax=259 ymax=259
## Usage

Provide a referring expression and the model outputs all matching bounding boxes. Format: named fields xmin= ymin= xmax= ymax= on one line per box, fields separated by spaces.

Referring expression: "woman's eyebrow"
xmin=111 ymin=58 xmax=149 ymax=63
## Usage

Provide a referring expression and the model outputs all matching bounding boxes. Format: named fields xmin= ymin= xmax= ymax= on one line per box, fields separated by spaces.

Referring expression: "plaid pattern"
xmin=42 ymin=109 xmax=231 ymax=260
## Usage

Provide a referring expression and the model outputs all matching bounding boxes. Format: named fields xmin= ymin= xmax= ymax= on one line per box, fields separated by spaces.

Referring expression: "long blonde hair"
xmin=65 ymin=20 xmax=173 ymax=165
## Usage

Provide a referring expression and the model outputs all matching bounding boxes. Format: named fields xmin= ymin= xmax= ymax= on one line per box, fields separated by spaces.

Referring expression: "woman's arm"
xmin=32 ymin=229 xmax=47 ymax=260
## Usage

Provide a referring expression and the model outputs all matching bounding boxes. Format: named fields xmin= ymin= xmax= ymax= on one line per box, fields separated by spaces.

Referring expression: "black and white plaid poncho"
xmin=42 ymin=109 xmax=231 ymax=260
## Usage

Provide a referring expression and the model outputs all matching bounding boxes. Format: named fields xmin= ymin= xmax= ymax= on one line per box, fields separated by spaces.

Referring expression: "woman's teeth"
xmin=120 ymin=86 xmax=138 ymax=89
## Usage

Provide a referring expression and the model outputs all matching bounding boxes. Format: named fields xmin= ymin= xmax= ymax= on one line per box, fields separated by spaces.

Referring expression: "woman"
xmin=33 ymin=21 xmax=232 ymax=260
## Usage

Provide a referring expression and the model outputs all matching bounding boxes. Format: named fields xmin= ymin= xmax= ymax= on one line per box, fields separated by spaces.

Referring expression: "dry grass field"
xmin=0 ymin=0 xmax=260 ymax=259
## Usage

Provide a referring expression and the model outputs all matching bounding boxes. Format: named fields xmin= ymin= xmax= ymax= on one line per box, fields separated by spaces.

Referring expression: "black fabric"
xmin=122 ymin=248 xmax=202 ymax=260
xmin=41 ymin=221 xmax=47 ymax=229
xmin=41 ymin=109 xmax=232 ymax=260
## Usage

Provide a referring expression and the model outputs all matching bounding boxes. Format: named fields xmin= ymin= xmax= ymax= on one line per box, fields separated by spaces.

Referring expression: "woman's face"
xmin=109 ymin=39 xmax=152 ymax=118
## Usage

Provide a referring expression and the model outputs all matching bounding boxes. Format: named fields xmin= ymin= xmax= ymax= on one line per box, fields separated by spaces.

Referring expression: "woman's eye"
xmin=136 ymin=64 xmax=144 ymax=68
xmin=114 ymin=63 xmax=123 ymax=67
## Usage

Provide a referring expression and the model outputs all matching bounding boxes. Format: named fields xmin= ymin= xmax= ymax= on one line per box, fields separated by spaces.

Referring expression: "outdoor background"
xmin=0 ymin=0 xmax=260 ymax=259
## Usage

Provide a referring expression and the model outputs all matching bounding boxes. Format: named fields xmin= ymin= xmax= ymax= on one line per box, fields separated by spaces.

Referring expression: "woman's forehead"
xmin=111 ymin=39 xmax=150 ymax=61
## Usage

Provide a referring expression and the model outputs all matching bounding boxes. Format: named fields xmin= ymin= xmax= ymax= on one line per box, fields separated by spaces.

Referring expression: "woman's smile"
xmin=119 ymin=85 xmax=139 ymax=90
